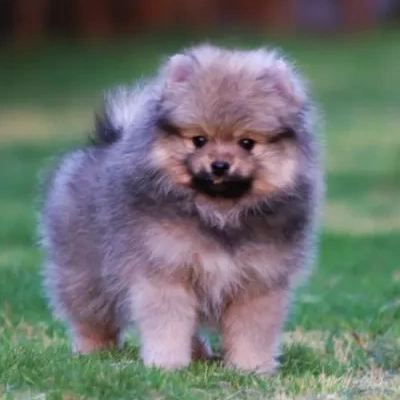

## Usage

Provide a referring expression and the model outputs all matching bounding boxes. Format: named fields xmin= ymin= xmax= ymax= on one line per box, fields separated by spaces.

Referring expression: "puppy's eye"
xmin=238 ymin=138 xmax=255 ymax=151
xmin=192 ymin=136 xmax=208 ymax=148
xmin=268 ymin=127 xmax=296 ymax=144
xmin=156 ymin=117 xmax=180 ymax=135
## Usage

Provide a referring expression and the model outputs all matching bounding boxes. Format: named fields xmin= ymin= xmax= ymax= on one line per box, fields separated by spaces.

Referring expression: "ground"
xmin=0 ymin=31 xmax=400 ymax=399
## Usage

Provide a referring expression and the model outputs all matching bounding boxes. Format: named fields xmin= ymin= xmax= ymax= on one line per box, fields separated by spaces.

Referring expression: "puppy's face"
xmin=151 ymin=46 xmax=310 ymax=206
xmin=153 ymin=118 xmax=297 ymax=201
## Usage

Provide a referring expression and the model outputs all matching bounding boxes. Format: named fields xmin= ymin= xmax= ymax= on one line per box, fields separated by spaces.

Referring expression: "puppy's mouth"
xmin=191 ymin=172 xmax=252 ymax=199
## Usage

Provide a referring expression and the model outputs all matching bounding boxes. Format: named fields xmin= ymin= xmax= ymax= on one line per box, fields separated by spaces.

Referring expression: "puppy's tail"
xmin=90 ymin=83 xmax=155 ymax=146
xmin=92 ymin=103 xmax=122 ymax=146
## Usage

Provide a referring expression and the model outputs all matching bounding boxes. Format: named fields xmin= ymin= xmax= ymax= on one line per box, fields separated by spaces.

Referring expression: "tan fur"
xmin=72 ymin=322 xmax=119 ymax=354
xmin=130 ymin=278 xmax=199 ymax=370
xmin=222 ymin=289 xmax=289 ymax=373
xmin=152 ymin=47 xmax=307 ymax=224
xmin=142 ymin=218 xmax=293 ymax=317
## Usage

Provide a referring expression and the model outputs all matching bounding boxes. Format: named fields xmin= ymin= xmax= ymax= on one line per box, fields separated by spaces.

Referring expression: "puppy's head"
xmin=151 ymin=45 xmax=315 ymax=211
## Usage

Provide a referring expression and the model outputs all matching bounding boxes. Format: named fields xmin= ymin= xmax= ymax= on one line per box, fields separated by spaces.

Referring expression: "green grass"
xmin=1 ymin=31 xmax=400 ymax=399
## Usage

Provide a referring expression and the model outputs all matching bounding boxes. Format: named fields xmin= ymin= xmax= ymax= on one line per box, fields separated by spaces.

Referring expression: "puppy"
xmin=39 ymin=44 xmax=323 ymax=374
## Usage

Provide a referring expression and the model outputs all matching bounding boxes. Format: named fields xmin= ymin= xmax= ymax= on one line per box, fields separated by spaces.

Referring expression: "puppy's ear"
xmin=256 ymin=50 xmax=308 ymax=104
xmin=162 ymin=54 xmax=195 ymax=84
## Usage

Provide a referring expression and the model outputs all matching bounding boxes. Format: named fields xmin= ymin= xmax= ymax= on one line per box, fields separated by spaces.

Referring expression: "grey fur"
xmin=39 ymin=44 xmax=323 ymax=373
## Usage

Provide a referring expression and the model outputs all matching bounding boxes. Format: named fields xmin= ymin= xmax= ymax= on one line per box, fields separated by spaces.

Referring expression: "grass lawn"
xmin=1 ymin=31 xmax=400 ymax=399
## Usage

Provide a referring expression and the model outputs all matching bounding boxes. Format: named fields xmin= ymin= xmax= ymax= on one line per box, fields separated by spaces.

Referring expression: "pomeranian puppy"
xmin=39 ymin=44 xmax=323 ymax=374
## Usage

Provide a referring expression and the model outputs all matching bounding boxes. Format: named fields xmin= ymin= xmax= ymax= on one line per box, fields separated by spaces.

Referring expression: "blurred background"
xmin=2 ymin=0 xmax=400 ymax=40
xmin=2 ymin=0 xmax=400 ymax=234
xmin=0 ymin=0 xmax=400 ymax=234
xmin=0 ymin=0 xmax=400 ymax=360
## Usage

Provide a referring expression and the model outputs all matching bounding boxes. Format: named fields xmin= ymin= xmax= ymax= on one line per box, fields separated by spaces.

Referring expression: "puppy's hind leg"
xmin=71 ymin=321 xmax=120 ymax=354
xmin=44 ymin=262 xmax=120 ymax=354
xmin=132 ymin=279 xmax=198 ymax=370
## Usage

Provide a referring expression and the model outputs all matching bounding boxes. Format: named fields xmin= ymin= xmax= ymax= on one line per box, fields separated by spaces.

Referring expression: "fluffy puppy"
xmin=39 ymin=44 xmax=323 ymax=374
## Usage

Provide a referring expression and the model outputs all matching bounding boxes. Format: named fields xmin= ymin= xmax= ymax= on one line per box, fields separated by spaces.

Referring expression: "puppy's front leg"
xmin=132 ymin=278 xmax=198 ymax=370
xmin=221 ymin=288 xmax=289 ymax=374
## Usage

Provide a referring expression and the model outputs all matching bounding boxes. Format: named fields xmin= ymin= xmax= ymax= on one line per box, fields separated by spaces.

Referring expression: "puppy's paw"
xmin=141 ymin=347 xmax=192 ymax=371
xmin=71 ymin=323 xmax=119 ymax=354
xmin=224 ymin=355 xmax=279 ymax=376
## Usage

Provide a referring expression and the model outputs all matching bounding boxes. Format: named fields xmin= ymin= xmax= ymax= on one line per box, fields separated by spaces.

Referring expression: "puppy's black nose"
xmin=211 ymin=160 xmax=230 ymax=176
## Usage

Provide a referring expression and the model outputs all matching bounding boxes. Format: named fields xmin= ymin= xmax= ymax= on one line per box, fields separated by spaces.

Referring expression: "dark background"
xmin=2 ymin=0 xmax=400 ymax=43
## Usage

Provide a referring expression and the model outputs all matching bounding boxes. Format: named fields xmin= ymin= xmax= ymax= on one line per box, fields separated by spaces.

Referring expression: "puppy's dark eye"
xmin=268 ymin=127 xmax=296 ymax=144
xmin=192 ymin=136 xmax=208 ymax=148
xmin=238 ymin=138 xmax=255 ymax=151
xmin=156 ymin=117 xmax=180 ymax=135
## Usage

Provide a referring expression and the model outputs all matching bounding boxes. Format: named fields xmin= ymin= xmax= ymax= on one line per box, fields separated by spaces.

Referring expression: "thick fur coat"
xmin=39 ymin=44 xmax=323 ymax=374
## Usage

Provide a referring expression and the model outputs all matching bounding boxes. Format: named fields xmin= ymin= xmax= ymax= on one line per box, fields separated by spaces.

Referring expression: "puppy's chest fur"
xmin=143 ymin=219 xmax=286 ymax=317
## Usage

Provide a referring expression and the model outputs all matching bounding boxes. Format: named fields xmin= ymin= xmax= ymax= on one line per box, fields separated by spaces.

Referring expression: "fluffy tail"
xmin=90 ymin=83 xmax=155 ymax=146
xmin=91 ymin=104 xmax=122 ymax=146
